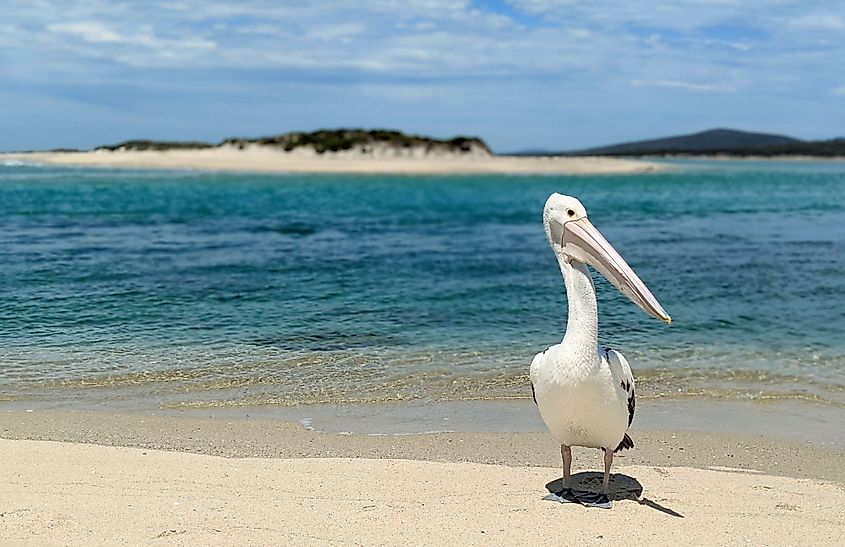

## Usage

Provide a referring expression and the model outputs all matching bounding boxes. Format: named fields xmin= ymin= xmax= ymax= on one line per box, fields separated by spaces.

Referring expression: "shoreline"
xmin=640 ymin=153 xmax=845 ymax=161
xmin=3 ymin=394 xmax=844 ymax=447
xmin=0 ymin=148 xmax=664 ymax=175
xmin=1 ymin=399 xmax=843 ymax=481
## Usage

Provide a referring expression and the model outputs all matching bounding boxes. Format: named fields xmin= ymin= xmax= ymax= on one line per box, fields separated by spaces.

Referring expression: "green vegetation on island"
xmin=95 ymin=129 xmax=490 ymax=155
xmin=224 ymin=129 xmax=490 ymax=154
xmin=95 ymin=140 xmax=216 ymax=152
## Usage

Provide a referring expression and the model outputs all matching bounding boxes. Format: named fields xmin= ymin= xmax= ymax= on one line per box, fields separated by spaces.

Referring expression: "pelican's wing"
xmin=529 ymin=348 xmax=550 ymax=405
xmin=604 ymin=347 xmax=635 ymax=427
xmin=602 ymin=347 xmax=636 ymax=452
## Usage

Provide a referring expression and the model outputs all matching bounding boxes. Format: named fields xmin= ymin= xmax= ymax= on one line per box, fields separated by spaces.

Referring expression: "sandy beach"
xmin=0 ymin=146 xmax=662 ymax=175
xmin=1 ymin=410 xmax=843 ymax=545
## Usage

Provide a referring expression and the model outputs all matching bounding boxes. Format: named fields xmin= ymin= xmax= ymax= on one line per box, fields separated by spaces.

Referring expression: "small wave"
xmin=164 ymin=388 xmax=845 ymax=410
xmin=2 ymin=159 xmax=41 ymax=167
xmin=247 ymin=223 xmax=318 ymax=236
xmin=10 ymin=354 xmax=844 ymax=410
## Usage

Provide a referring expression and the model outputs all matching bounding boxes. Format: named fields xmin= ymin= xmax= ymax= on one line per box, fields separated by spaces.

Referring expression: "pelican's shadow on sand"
xmin=545 ymin=473 xmax=683 ymax=517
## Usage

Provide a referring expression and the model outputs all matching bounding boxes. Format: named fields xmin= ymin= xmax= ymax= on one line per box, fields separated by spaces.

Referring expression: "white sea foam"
xmin=2 ymin=159 xmax=41 ymax=167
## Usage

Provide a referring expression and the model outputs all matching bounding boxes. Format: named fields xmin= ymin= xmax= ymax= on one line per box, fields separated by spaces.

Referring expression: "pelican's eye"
xmin=566 ymin=209 xmax=575 ymax=218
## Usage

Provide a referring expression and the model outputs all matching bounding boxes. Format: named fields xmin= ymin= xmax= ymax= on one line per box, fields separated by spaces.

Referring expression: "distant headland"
xmin=553 ymin=128 xmax=845 ymax=158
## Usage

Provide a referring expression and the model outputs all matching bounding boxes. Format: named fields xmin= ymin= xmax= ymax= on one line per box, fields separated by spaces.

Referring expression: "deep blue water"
xmin=1 ymin=160 xmax=844 ymax=408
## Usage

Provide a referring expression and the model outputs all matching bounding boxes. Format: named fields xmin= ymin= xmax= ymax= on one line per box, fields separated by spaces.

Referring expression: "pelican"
xmin=530 ymin=193 xmax=671 ymax=508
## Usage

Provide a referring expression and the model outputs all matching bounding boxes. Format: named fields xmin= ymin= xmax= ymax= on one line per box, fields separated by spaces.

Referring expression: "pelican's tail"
xmin=614 ymin=433 xmax=634 ymax=452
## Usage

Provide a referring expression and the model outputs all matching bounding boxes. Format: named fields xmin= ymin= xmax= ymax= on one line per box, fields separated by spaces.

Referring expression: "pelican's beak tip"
xmin=664 ymin=315 xmax=672 ymax=325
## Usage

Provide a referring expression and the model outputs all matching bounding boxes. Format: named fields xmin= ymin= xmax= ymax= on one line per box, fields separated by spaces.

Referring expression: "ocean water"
xmin=1 ymin=160 xmax=844 ymax=411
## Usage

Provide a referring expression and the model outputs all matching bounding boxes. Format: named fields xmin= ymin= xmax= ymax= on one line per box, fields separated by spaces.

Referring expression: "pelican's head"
xmin=543 ymin=193 xmax=671 ymax=324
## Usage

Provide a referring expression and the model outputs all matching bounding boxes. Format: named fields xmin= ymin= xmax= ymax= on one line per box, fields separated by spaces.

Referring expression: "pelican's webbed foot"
xmin=543 ymin=488 xmax=579 ymax=504
xmin=543 ymin=489 xmax=612 ymax=509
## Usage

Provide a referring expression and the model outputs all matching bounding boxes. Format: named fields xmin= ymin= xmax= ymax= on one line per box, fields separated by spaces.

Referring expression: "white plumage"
xmin=531 ymin=343 xmax=634 ymax=451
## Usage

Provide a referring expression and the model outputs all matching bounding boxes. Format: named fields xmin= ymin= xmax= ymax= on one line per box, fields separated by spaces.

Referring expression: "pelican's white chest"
xmin=530 ymin=345 xmax=628 ymax=449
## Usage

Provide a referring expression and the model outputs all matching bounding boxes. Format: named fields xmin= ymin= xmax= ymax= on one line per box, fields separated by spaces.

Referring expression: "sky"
xmin=2 ymin=0 xmax=844 ymax=153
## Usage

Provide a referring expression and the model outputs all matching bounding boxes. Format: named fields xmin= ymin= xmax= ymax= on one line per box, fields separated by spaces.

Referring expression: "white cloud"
xmin=787 ymin=13 xmax=845 ymax=31
xmin=47 ymin=22 xmax=124 ymax=43
xmin=832 ymin=86 xmax=845 ymax=96
xmin=631 ymin=79 xmax=735 ymax=92
xmin=1 ymin=0 xmax=838 ymax=81
xmin=46 ymin=20 xmax=215 ymax=54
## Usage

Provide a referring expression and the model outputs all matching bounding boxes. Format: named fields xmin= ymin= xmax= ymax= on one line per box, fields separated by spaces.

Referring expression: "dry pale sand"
xmin=1 ymin=411 xmax=843 ymax=545
xmin=1 ymin=147 xmax=663 ymax=175
xmin=1 ymin=438 xmax=843 ymax=546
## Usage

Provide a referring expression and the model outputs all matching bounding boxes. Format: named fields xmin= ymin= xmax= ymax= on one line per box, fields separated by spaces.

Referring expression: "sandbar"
xmin=1 ymin=147 xmax=663 ymax=175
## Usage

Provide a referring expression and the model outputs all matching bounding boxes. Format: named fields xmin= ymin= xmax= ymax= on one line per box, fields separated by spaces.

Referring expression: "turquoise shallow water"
xmin=1 ymin=160 xmax=844 ymax=409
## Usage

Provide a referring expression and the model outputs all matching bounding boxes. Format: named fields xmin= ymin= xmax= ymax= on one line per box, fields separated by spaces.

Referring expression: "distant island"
xmin=93 ymin=129 xmax=492 ymax=157
xmin=4 ymin=128 xmax=662 ymax=175
xmin=561 ymin=128 xmax=845 ymax=158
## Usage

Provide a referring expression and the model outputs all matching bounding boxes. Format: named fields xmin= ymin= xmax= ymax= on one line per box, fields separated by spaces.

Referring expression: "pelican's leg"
xmin=561 ymin=444 xmax=572 ymax=487
xmin=602 ymin=448 xmax=613 ymax=491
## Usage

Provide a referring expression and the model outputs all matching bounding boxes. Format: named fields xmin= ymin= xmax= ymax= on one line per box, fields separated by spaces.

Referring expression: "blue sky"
xmin=2 ymin=0 xmax=844 ymax=152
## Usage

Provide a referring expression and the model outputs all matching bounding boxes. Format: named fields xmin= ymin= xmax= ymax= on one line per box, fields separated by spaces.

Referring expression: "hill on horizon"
xmin=571 ymin=128 xmax=803 ymax=156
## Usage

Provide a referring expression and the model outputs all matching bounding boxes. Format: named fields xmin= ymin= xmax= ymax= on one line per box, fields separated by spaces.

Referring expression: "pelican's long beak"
xmin=562 ymin=217 xmax=671 ymax=324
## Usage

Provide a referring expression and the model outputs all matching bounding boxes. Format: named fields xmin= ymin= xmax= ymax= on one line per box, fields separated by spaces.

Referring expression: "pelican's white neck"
xmin=557 ymin=255 xmax=598 ymax=351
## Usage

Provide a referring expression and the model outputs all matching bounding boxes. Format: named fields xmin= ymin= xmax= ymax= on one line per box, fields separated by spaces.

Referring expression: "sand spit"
xmin=1 ymin=145 xmax=663 ymax=175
